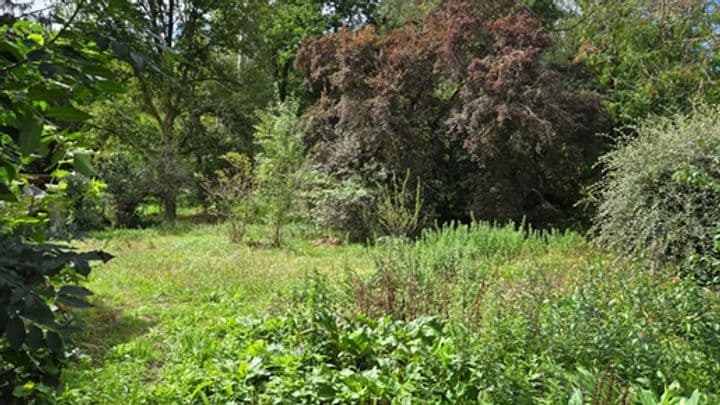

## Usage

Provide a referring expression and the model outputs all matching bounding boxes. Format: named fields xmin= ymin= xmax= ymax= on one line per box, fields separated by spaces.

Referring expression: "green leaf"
xmin=19 ymin=113 xmax=42 ymax=155
xmin=73 ymin=153 xmax=97 ymax=177
xmin=0 ymin=182 xmax=18 ymax=202
xmin=0 ymin=162 xmax=17 ymax=182
xmin=58 ymin=285 xmax=93 ymax=297
xmin=26 ymin=325 xmax=45 ymax=351
xmin=20 ymin=295 xmax=55 ymax=327
xmin=95 ymin=34 xmax=110 ymax=51
xmin=6 ymin=316 xmax=26 ymax=349
xmin=45 ymin=106 xmax=91 ymax=122
xmin=56 ymin=294 xmax=92 ymax=308
xmin=46 ymin=331 xmax=63 ymax=354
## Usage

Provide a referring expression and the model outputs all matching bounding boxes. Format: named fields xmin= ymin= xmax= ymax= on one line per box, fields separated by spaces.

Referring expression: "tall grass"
xmin=352 ymin=221 xmax=587 ymax=320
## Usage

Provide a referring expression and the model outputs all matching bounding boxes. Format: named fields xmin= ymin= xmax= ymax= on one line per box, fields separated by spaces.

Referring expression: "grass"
xmin=59 ymin=218 xmax=720 ymax=403
xmin=61 ymin=220 xmax=371 ymax=403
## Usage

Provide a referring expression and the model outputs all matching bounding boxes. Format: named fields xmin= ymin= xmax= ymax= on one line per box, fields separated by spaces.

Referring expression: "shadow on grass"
xmin=74 ymin=299 xmax=157 ymax=365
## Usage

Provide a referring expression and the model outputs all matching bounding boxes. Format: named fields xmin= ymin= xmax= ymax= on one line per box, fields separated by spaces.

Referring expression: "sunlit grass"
xmin=62 ymin=220 xmax=372 ymax=403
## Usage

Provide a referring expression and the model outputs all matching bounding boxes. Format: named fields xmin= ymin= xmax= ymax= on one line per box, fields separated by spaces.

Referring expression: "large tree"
xmin=85 ymin=0 xmax=266 ymax=221
xmin=559 ymin=0 xmax=720 ymax=122
xmin=296 ymin=0 xmax=607 ymax=228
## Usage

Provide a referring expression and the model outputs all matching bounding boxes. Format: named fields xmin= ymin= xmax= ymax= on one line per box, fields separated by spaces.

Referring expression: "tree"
xmin=86 ymin=0 xmax=265 ymax=221
xmin=0 ymin=4 xmax=114 ymax=400
xmin=560 ymin=0 xmax=720 ymax=122
xmin=254 ymin=100 xmax=306 ymax=246
xmin=296 ymin=0 xmax=607 ymax=228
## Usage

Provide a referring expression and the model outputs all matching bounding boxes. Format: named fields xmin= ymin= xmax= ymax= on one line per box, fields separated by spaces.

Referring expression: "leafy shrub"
xmin=96 ymin=152 xmax=152 ymax=228
xmin=594 ymin=106 xmax=720 ymax=282
xmin=116 ymin=275 xmax=719 ymax=403
xmin=62 ymin=173 xmax=109 ymax=231
xmin=305 ymin=172 xmax=378 ymax=242
xmin=0 ymin=15 xmax=115 ymax=403
xmin=353 ymin=220 xmax=573 ymax=320
xmin=198 ymin=152 xmax=254 ymax=243
xmin=254 ymin=100 xmax=306 ymax=246
xmin=0 ymin=240 xmax=112 ymax=402
xmin=347 ymin=223 xmax=720 ymax=399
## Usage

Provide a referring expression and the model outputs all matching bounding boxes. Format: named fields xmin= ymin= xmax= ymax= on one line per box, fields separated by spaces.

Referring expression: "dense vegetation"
xmin=1 ymin=0 xmax=719 ymax=403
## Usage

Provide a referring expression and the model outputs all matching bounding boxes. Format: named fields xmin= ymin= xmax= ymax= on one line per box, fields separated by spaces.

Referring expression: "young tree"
xmin=254 ymin=100 xmax=306 ymax=246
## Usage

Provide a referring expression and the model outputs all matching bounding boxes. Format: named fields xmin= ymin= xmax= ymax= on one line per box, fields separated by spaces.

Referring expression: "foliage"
xmin=254 ymin=100 xmax=306 ymax=246
xmin=375 ymin=170 xmax=424 ymax=238
xmin=352 ymin=220 xmax=577 ymax=320
xmin=594 ymin=106 xmax=720 ymax=283
xmin=62 ymin=173 xmax=109 ymax=231
xmin=198 ymin=152 xmax=254 ymax=243
xmin=96 ymin=151 xmax=152 ymax=228
xmin=305 ymin=171 xmax=378 ymax=242
xmin=296 ymin=0 xmax=607 ymax=229
xmin=86 ymin=0 xmax=265 ymax=221
xmin=0 ymin=241 xmax=112 ymax=402
xmin=57 ymin=221 xmax=720 ymax=403
xmin=0 ymin=8 xmax=115 ymax=402
xmin=375 ymin=0 xmax=440 ymax=28
xmin=562 ymin=0 xmax=720 ymax=123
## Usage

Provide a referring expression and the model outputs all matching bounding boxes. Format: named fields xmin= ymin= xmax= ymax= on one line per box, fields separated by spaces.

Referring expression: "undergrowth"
xmin=60 ymin=222 xmax=720 ymax=403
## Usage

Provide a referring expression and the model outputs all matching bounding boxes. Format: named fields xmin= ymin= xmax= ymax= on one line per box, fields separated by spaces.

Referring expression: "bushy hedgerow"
xmin=594 ymin=106 xmax=720 ymax=282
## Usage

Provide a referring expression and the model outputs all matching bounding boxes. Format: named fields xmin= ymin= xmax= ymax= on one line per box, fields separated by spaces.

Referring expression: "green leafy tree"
xmin=0 ymin=3 xmax=114 ymax=401
xmin=86 ymin=0 xmax=266 ymax=221
xmin=198 ymin=152 xmax=254 ymax=243
xmin=254 ymin=100 xmax=306 ymax=246
xmin=561 ymin=0 xmax=720 ymax=122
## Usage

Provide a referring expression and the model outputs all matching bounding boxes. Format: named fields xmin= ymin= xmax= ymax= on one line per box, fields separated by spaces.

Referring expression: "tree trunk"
xmin=163 ymin=192 xmax=177 ymax=222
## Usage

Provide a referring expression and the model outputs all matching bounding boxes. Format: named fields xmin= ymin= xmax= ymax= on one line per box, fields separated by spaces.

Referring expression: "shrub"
xmin=305 ymin=171 xmax=378 ymax=242
xmin=0 ymin=241 xmax=112 ymax=402
xmin=96 ymin=152 xmax=151 ymax=228
xmin=352 ymin=221 xmax=577 ymax=321
xmin=62 ymin=173 xmax=109 ymax=232
xmin=198 ymin=152 xmax=254 ymax=243
xmin=594 ymin=106 xmax=720 ymax=282
xmin=254 ymin=100 xmax=306 ymax=246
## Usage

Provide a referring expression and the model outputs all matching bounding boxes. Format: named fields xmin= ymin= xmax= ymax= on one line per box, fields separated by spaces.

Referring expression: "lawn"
xmin=61 ymin=221 xmax=371 ymax=403
xmin=59 ymin=219 xmax=720 ymax=403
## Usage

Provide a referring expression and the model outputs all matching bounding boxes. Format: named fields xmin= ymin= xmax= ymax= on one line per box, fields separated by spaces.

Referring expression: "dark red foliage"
xmin=296 ymin=0 xmax=607 ymax=228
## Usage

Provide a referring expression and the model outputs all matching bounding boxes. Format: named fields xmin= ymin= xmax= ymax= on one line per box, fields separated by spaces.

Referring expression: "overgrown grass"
xmin=61 ymin=221 xmax=371 ymax=403
xmin=60 ymin=219 xmax=720 ymax=403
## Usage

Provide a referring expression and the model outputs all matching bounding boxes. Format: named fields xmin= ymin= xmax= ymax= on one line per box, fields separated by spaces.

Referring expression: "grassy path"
xmin=61 ymin=223 xmax=371 ymax=403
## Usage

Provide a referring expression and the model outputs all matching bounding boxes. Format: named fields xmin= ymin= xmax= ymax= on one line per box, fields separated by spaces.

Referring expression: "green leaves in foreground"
xmin=0 ymin=240 xmax=113 ymax=401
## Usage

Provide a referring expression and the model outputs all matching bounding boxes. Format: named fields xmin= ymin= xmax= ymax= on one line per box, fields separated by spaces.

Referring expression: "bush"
xmin=375 ymin=171 xmax=424 ymax=239
xmin=198 ymin=152 xmax=254 ymax=243
xmin=594 ymin=106 xmax=720 ymax=282
xmin=305 ymin=171 xmax=378 ymax=242
xmin=351 ymin=220 xmax=580 ymax=321
xmin=129 ymin=265 xmax=720 ymax=403
xmin=1 ymin=240 xmax=112 ymax=402
xmin=96 ymin=152 xmax=152 ymax=228
xmin=343 ymin=224 xmax=720 ymax=401
xmin=62 ymin=173 xmax=109 ymax=232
